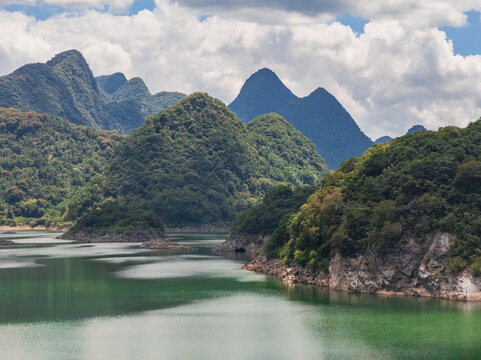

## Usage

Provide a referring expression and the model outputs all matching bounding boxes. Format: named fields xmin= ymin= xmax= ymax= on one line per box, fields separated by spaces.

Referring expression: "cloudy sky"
xmin=1 ymin=0 xmax=481 ymax=139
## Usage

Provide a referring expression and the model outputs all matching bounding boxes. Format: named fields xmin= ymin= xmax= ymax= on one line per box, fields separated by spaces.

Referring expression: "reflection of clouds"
xmin=114 ymin=254 xmax=265 ymax=282
xmin=0 ymin=234 xmax=148 ymax=269
xmin=0 ymin=259 xmax=43 ymax=269
xmin=0 ymin=295 xmax=327 ymax=359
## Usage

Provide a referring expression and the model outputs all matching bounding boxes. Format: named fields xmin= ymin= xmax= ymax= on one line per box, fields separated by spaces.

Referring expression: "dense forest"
xmin=230 ymin=184 xmax=316 ymax=256
xmin=0 ymin=107 xmax=121 ymax=227
xmin=246 ymin=113 xmax=326 ymax=186
xmin=66 ymin=93 xmax=329 ymax=235
xmin=263 ymin=121 xmax=481 ymax=273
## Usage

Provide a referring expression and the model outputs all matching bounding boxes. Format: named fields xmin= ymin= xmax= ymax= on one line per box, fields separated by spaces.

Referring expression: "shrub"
xmin=445 ymin=256 xmax=468 ymax=275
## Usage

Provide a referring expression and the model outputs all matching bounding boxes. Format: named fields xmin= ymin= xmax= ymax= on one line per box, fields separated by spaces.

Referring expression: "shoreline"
xmin=166 ymin=225 xmax=229 ymax=233
xmin=0 ymin=225 xmax=65 ymax=231
xmin=244 ymin=254 xmax=481 ymax=302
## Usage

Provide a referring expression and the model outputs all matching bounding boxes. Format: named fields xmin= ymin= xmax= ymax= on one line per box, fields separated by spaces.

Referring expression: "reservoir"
xmin=0 ymin=231 xmax=479 ymax=359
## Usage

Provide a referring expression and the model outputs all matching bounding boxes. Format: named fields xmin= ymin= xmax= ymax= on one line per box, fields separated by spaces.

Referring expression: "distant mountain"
xmin=407 ymin=125 xmax=427 ymax=134
xmin=96 ymin=72 xmax=128 ymax=99
xmin=0 ymin=50 xmax=185 ymax=134
xmin=0 ymin=107 xmax=121 ymax=227
xmin=64 ymin=93 xmax=329 ymax=235
xmin=0 ymin=50 xmax=117 ymax=130
xmin=374 ymin=136 xmax=393 ymax=144
xmin=229 ymin=68 xmax=373 ymax=169
xmin=230 ymin=69 xmax=297 ymax=122
xmin=375 ymin=124 xmax=428 ymax=145
xmin=97 ymin=74 xmax=185 ymax=133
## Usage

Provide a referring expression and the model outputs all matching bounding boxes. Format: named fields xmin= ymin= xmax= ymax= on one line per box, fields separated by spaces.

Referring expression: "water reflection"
xmin=0 ymin=232 xmax=479 ymax=359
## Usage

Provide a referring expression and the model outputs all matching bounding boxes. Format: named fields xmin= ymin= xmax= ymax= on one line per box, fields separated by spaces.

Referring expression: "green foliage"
xmin=70 ymin=93 xmax=328 ymax=232
xmin=268 ymin=121 xmax=481 ymax=273
xmin=247 ymin=113 xmax=328 ymax=186
xmin=0 ymin=50 xmax=185 ymax=135
xmin=472 ymin=257 xmax=481 ymax=277
xmin=445 ymin=257 xmax=467 ymax=275
xmin=264 ymin=214 xmax=293 ymax=258
xmin=231 ymin=185 xmax=316 ymax=236
xmin=68 ymin=201 xmax=165 ymax=236
xmin=0 ymin=107 xmax=121 ymax=227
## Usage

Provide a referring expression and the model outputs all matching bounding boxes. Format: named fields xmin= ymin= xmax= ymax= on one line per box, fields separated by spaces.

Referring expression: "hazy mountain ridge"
xmin=97 ymin=73 xmax=186 ymax=133
xmin=229 ymin=68 xmax=373 ymax=169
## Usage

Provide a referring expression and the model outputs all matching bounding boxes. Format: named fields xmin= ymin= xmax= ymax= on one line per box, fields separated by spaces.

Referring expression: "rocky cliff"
xmin=244 ymin=232 xmax=481 ymax=301
xmin=214 ymin=233 xmax=269 ymax=253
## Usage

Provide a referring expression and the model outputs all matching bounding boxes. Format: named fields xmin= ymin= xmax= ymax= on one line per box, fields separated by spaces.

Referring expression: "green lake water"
xmin=0 ymin=231 xmax=480 ymax=359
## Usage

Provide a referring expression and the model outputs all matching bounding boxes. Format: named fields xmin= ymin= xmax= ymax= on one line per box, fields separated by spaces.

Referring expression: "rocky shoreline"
xmin=0 ymin=239 xmax=16 ymax=246
xmin=166 ymin=225 xmax=229 ymax=233
xmin=213 ymin=232 xmax=268 ymax=253
xmin=139 ymin=239 xmax=193 ymax=250
xmin=0 ymin=225 xmax=66 ymax=231
xmin=58 ymin=229 xmax=192 ymax=250
xmin=243 ymin=233 xmax=481 ymax=302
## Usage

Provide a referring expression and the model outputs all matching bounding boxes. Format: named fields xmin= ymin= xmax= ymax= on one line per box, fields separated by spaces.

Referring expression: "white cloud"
xmin=2 ymin=1 xmax=481 ymax=139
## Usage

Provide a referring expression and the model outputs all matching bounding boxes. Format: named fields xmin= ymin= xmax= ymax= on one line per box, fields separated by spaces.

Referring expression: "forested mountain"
xmin=66 ymin=93 xmax=329 ymax=235
xmin=97 ymin=73 xmax=185 ymax=133
xmin=229 ymin=68 xmax=373 ymax=169
xmin=246 ymin=113 xmax=327 ymax=186
xmin=0 ymin=50 xmax=185 ymax=134
xmin=265 ymin=121 xmax=481 ymax=275
xmin=0 ymin=107 xmax=121 ymax=227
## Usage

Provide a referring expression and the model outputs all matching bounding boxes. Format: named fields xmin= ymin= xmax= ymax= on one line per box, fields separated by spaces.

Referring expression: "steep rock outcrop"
xmin=245 ymin=233 xmax=481 ymax=301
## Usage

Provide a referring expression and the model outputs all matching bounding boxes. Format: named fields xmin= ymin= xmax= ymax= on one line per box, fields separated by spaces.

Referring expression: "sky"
xmin=1 ymin=1 xmax=481 ymax=139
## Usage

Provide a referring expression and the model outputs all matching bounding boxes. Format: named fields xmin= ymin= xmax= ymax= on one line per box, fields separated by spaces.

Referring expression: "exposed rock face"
xmin=213 ymin=233 xmax=269 ymax=253
xmin=166 ymin=225 xmax=229 ymax=233
xmin=0 ymin=239 xmax=16 ymax=246
xmin=243 ymin=255 xmax=329 ymax=286
xmin=244 ymin=233 xmax=481 ymax=301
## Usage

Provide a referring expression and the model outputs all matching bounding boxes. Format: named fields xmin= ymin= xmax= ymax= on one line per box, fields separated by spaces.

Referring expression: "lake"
xmin=0 ymin=231 xmax=480 ymax=359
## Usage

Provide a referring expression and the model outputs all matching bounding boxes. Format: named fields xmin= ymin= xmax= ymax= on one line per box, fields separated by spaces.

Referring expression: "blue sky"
xmin=442 ymin=10 xmax=481 ymax=56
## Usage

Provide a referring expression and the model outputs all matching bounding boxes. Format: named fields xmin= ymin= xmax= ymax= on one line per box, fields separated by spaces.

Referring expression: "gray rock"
xmin=244 ymin=233 xmax=481 ymax=301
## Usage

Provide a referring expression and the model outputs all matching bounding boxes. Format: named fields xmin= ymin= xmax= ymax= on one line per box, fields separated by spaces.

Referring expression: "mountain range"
xmin=229 ymin=68 xmax=373 ymax=169
xmin=0 ymin=50 xmax=185 ymax=134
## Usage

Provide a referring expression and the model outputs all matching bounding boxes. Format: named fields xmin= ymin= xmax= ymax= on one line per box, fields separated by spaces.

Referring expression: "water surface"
xmin=0 ymin=231 xmax=480 ymax=359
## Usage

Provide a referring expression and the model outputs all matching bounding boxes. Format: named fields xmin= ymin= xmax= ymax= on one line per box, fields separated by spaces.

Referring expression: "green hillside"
xmin=0 ymin=107 xmax=121 ymax=227
xmin=266 ymin=120 xmax=481 ymax=272
xmin=66 ymin=93 xmax=328 ymax=235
